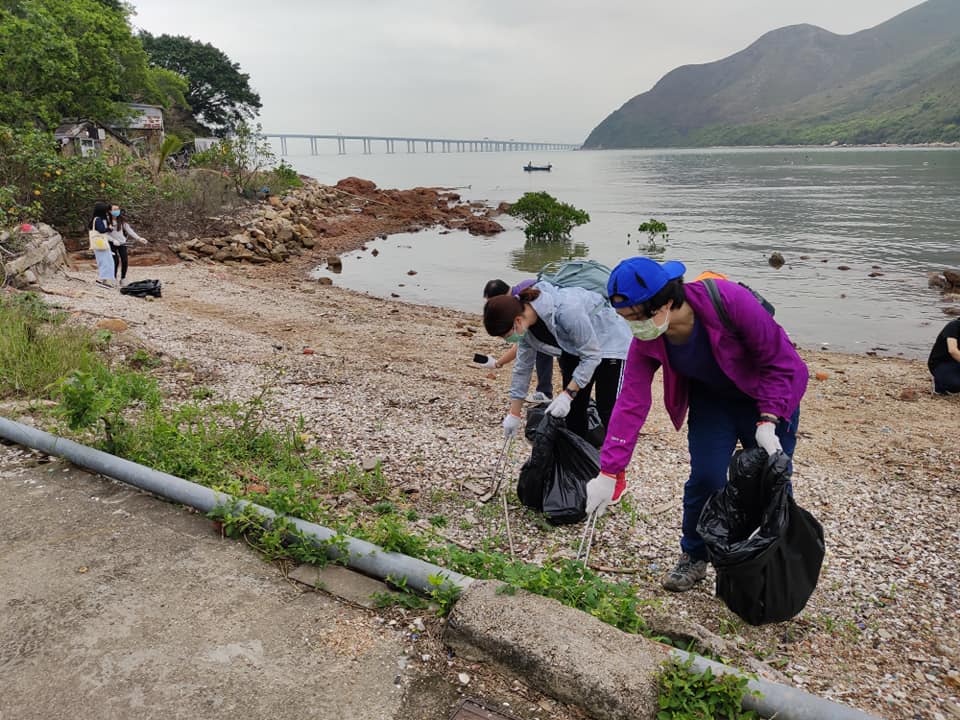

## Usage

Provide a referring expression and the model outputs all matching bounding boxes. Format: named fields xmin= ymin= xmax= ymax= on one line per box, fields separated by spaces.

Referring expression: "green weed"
xmin=128 ymin=348 xmax=162 ymax=369
xmin=0 ymin=293 xmax=100 ymax=399
xmin=656 ymin=656 xmax=760 ymax=719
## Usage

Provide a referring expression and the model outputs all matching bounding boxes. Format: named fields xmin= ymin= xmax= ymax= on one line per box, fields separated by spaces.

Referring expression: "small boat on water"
xmin=523 ymin=162 xmax=552 ymax=172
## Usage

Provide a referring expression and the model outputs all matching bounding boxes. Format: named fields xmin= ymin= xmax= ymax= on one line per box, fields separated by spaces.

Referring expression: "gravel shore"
xmin=32 ymin=198 xmax=960 ymax=720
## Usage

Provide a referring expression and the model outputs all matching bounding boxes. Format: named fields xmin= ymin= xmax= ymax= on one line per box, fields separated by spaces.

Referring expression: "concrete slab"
xmin=0 ymin=457 xmax=408 ymax=720
xmin=444 ymin=580 xmax=665 ymax=720
xmin=288 ymin=562 xmax=397 ymax=609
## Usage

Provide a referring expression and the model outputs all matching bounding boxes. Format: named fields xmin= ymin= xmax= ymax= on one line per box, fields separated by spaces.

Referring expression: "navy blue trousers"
xmin=932 ymin=360 xmax=960 ymax=394
xmin=682 ymin=390 xmax=800 ymax=561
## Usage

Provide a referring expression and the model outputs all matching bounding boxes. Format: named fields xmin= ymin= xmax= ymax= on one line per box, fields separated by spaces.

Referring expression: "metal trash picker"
xmin=479 ymin=435 xmax=516 ymax=557
xmin=576 ymin=508 xmax=599 ymax=572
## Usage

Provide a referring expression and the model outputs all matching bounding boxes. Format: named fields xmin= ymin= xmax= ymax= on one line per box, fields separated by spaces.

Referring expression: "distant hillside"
xmin=583 ymin=0 xmax=960 ymax=148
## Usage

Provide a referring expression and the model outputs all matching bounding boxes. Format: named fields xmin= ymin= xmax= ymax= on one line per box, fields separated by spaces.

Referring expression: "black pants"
xmin=534 ymin=351 xmax=555 ymax=398
xmin=111 ymin=244 xmax=128 ymax=280
xmin=558 ymin=352 xmax=624 ymax=441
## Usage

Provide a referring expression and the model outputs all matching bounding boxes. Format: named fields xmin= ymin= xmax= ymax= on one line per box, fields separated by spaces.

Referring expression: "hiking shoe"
xmin=661 ymin=553 xmax=708 ymax=592
xmin=526 ymin=391 xmax=552 ymax=404
xmin=118 ymin=278 xmax=126 ymax=287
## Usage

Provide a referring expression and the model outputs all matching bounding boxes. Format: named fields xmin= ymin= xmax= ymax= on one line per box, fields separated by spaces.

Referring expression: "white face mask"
xmin=629 ymin=308 xmax=670 ymax=341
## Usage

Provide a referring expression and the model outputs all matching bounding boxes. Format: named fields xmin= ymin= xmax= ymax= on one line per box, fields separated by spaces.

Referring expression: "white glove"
xmin=755 ymin=421 xmax=783 ymax=455
xmin=502 ymin=412 xmax=521 ymax=439
xmin=585 ymin=472 xmax=618 ymax=516
xmin=545 ymin=391 xmax=572 ymax=418
xmin=474 ymin=355 xmax=497 ymax=369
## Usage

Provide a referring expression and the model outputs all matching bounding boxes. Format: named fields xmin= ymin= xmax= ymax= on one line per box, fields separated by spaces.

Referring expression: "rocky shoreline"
xmin=4 ymin=176 xmax=960 ymax=719
xmin=168 ymin=176 xmax=507 ymax=267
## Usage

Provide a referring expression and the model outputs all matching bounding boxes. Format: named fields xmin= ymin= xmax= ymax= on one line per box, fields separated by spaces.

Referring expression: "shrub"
xmin=0 ymin=126 xmax=150 ymax=232
xmin=507 ymin=191 xmax=590 ymax=241
xmin=189 ymin=121 xmax=277 ymax=197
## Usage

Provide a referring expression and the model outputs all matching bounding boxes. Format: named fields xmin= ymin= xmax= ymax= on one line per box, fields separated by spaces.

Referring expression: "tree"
xmin=139 ymin=32 xmax=261 ymax=135
xmin=637 ymin=218 xmax=669 ymax=255
xmin=507 ymin=192 xmax=590 ymax=242
xmin=0 ymin=0 xmax=180 ymax=128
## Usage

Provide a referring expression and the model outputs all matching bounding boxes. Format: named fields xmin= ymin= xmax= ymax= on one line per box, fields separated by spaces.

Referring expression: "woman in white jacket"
xmin=107 ymin=205 xmax=147 ymax=286
xmin=483 ymin=281 xmax=632 ymax=443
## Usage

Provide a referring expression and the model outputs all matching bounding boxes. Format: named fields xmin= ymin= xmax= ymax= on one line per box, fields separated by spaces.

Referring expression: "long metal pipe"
xmin=668 ymin=648 xmax=881 ymax=720
xmin=0 ymin=416 xmax=471 ymax=594
xmin=1 ymin=416 xmax=880 ymax=720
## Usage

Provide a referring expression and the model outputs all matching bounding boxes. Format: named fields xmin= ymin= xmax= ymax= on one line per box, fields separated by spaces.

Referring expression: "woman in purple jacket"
xmin=585 ymin=257 xmax=808 ymax=592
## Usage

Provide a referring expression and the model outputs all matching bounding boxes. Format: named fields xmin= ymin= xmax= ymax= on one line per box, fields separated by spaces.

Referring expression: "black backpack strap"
xmin=702 ymin=279 xmax=733 ymax=332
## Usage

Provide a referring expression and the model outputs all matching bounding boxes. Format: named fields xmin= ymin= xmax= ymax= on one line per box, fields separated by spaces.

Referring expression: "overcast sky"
xmin=131 ymin=0 xmax=925 ymax=143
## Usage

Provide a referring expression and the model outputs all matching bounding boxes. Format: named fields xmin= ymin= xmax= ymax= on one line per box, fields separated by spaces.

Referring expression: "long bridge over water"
xmin=264 ymin=133 xmax=580 ymax=156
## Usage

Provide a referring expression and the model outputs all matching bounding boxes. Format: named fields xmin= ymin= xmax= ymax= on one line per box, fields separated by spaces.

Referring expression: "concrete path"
xmin=0 ymin=449 xmax=411 ymax=720
xmin=0 ymin=443 xmax=585 ymax=720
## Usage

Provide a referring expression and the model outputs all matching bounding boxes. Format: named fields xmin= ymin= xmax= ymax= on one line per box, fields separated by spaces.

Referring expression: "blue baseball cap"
xmin=607 ymin=257 xmax=686 ymax=308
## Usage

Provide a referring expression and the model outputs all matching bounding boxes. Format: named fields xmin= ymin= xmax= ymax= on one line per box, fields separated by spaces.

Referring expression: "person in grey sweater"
xmin=107 ymin=205 xmax=148 ymax=286
xmin=483 ymin=281 xmax=632 ymax=444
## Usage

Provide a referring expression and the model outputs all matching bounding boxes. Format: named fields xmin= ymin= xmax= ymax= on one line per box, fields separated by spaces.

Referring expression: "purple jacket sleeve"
xmin=599 ymin=341 xmax=660 ymax=475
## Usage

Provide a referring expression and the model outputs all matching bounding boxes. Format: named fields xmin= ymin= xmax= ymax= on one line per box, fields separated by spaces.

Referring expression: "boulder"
xmin=336 ymin=177 xmax=377 ymax=194
xmin=96 ymin=318 xmax=129 ymax=333
xmin=464 ymin=217 xmax=504 ymax=236
xmin=293 ymin=223 xmax=314 ymax=239
xmin=3 ymin=225 xmax=68 ymax=288
xmin=275 ymin=220 xmax=294 ymax=243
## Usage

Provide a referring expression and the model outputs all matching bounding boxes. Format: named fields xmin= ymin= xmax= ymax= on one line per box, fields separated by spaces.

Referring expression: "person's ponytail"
xmin=516 ymin=287 xmax=541 ymax=303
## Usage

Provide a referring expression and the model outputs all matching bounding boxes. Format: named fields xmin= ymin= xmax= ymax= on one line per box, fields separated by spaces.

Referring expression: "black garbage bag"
xmin=517 ymin=411 xmax=596 ymax=525
xmin=697 ymin=448 xmax=825 ymax=626
xmin=120 ymin=279 xmax=162 ymax=298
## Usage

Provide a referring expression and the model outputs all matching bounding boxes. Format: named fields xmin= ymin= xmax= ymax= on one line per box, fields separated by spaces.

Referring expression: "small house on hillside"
xmin=53 ymin=120 xmax=132 ymax=161
xmin=110 ymin=103 xmax=165 ymax=154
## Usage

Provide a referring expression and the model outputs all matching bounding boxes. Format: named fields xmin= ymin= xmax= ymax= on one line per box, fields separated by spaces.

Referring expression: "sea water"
xmin=277 ymin=144 xmax=960 ymax=357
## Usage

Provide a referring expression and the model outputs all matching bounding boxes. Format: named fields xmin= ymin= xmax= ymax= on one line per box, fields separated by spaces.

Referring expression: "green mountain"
xmin=583 ymin=0 xmax=960 ymax=148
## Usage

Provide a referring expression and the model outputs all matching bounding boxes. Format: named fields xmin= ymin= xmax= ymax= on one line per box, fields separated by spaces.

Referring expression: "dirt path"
xmin=33 ymin=250 xmax=960 ymax=719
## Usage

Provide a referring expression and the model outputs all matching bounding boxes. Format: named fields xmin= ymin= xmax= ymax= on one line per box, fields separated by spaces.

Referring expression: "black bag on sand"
xmin=697 ymin=448 xmax=825 ymax=626
xmin=517 ymin=409 xmax=595 ymax=525
xmin=120 ymin=279 xmax=162 ymax=298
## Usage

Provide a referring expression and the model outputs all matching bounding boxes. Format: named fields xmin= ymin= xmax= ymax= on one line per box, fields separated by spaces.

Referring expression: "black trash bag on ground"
xmin=697 ymin=448 xmax=825 ymax=626
xmin=524 ymin=403 xmax=547 ymax=444
xmin=517 ymin=412 xmax=596 ymax=525
xmin=120 ymin=279 xmax=162 ymax=298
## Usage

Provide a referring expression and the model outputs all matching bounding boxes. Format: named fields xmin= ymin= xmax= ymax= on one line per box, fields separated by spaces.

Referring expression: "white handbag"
xmin=88 ymin=228 xmax=110 ymax=251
